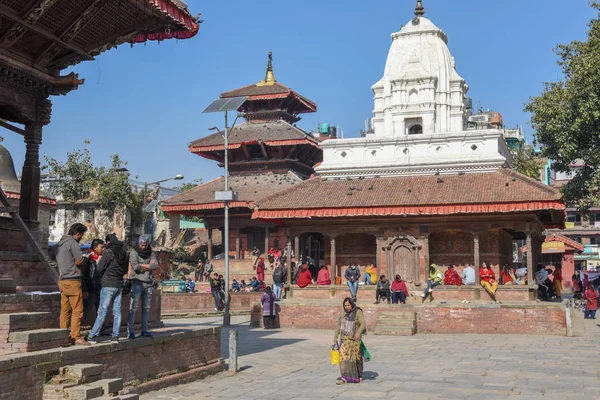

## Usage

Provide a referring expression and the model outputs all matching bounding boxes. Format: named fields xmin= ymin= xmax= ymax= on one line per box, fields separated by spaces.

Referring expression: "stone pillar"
xmin=286 ymin=239 xmax=293 ymax=297
xmin=19 ymin=123 xmax=43 ymax=222
xmin=526 ymin=231 xmax=534 ymax=286
xmin=330 ymin=236 xmax=337 ymax=285
xmin=294 ymin=236 xmax=300 ymax=263
xmin=264 ymin=227 xmax=269 ymax=254
xmin=207 ymin=227 xmax=213 ymax=260
xmin=235 ymin=230 xmax=241 ymax=260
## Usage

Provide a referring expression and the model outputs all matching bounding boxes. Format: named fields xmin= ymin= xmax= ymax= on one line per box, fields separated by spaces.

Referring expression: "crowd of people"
xmin=54 ymin=223 xmax=158 ymax=346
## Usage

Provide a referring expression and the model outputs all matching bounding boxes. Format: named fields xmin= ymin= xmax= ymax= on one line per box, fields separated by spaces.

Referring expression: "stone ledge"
xmin=8 ymin=328 xmax=69 ymax=343
xmin=0 ymin=327 xmax=221 ymax=372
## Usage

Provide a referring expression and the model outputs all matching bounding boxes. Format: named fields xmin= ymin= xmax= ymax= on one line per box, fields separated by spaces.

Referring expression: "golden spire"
xmin=414 ymin=0 xmax=425 ymax=17
xmin=257 ymin=51 xmax=276 ymax=86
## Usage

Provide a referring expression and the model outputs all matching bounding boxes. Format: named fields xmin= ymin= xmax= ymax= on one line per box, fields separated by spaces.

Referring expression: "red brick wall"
xmin=256 ymin=304 xmax=566 ymax=336
xmin=324 ymin=233 xmax=377 ymax=278
xmin=162 ymin=292 xmax=262 ymax=313
xmin=0 ymin=327 xmax=222 ymax=400
xmin=0 ymin=292 xmax=161 ymax=331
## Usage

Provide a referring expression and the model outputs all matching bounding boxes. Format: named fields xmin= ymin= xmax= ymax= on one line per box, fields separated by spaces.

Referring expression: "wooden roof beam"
xmin=0 ymin=120 xmax=25 ymax=136
xmin=259 ymin=141 xmax=269 ymax=160
xmin=0 ymin=3 xmax=94 ymax=62
xmin=36 ymin=0 xmax=107 ymax=66
xmin=0 ymin=0 xmax=49 ymax=46
xmin=241 ymin=143 xmax=251 ymax=161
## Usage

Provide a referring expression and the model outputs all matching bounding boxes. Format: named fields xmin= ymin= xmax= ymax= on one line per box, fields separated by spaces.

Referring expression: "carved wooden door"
xmin=393 ymin=245 xmax=415 ymax=283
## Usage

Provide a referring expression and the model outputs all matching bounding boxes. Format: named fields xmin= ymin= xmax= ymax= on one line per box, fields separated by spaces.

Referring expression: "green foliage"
xmin=44 ymin=146 xmax=99 ymax=202
xmin=44 ymin=144 xmax=139 ymax=213
xmin=512 ymin=146 xmax=542 ymax=180
xmin=96 ymin=154 xmax=137 ymax=212
xmin=525 ymin=2 xmax=600 ymax=210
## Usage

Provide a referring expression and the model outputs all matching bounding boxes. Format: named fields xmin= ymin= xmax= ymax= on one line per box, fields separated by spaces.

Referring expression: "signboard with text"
xmin=542 ymin=241 xmax=566 ymax=254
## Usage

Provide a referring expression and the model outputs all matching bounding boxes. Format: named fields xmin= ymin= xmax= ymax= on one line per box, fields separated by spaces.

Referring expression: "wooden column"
xmin=473 ymin=234 xmax=480 ymax=283
xmin=286 ymin=239 xmax=293 ymax=297
xmin=526 ymin=231 xmax=534 ymax=286
xmin=420 ymin=235 xmax=429 ymax=284
xmin=19 ymin=123 xmax=43 ymax=222
xmin=264 ymin=227 xmax=269 ymax=254
xmin=330 ymin=236 xmax=337 ymax=285
xmin=235 ymin=230 xmax=241 ymax=260
xmin=207 ymin=224 xmax=213 ymax=260
xmin=375 ymin=237 xmax=382 ymax=279
xmin=294 ymin=236 xmax=300 ymax=263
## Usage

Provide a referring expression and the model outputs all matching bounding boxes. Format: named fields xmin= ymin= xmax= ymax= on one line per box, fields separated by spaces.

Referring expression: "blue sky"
xmin=1 ymin=0 xmax=596 ymax=186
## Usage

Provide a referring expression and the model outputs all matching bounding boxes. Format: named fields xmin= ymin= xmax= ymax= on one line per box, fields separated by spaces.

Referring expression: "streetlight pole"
xmin=223 ymin=110 xmax=231 ymax=326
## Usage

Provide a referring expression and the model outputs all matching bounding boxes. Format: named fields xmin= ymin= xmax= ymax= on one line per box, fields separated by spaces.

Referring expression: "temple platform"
xmin=251 ymin=299 xmax=568 ymax=336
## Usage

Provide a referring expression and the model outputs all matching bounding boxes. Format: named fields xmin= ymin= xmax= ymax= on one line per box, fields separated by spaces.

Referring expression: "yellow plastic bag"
xmin=330 ymin=345 xmax=340 ymax=365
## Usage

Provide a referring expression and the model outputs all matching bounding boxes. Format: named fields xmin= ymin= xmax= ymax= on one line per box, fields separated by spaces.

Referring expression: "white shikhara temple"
xmin=316 ymin=0 xmax=512 ymax=179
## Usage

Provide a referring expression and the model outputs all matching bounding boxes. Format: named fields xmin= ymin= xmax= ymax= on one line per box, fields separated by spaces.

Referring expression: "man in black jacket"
xmin=87 ymin=234 xmax=129 ymax=343
xmin=81 ymin=239 xmax=104 ymax=326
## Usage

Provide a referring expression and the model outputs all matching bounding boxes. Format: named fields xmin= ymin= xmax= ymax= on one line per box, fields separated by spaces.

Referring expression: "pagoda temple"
xmin=0 ymin=0 xmax=200 ymax=291
xmin=250 ymin=1 xmax=566 ymax=300
xmin=162 ymin=53 xmax=322 ymax=263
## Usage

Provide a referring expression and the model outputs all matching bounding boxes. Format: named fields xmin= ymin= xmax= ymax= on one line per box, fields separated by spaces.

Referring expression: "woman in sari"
xmin=333 ymin=298 xmax=366 ymax=384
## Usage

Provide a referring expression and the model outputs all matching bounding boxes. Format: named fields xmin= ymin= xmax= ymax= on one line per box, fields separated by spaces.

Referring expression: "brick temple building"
xmin=162 ymin=53 xmax=322 ymax=270
xmin=247 ymin=1 xmax=566 ymax=300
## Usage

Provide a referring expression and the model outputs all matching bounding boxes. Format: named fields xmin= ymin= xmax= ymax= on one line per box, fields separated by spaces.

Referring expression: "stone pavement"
xmin=141 ymin=314 xmax=600 ymax=400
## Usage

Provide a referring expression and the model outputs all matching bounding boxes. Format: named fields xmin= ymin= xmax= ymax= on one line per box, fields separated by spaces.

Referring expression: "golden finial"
xmin=414 ymin=0 xmax=425 ymax=17
xmin=257 ymin=51 xmax=276 ymax=86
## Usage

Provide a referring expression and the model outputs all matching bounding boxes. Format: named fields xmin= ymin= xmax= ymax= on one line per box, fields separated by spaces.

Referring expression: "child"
xmin=584 ymin=284 xmax=598 ymax=319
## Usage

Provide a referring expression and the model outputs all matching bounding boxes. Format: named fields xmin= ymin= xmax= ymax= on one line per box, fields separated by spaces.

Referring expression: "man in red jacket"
xmin=391 ymin=275 xmax=409 ymax=304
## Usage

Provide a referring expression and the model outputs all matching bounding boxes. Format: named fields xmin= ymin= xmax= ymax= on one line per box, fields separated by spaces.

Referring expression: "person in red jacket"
xmin=391 ymin=275 xmax=409 ymax=304
xmin=317 ymin=265 xmax=331 ymax=285
xmin=584 ymin=284 xmax=598 ymax=319
xmin=296 ymin=264 xmax=313 ymax=288
xmin=443 ymin=265 xmax=462 ymax=286
xmin=255 ymin=257 xmax=265 ymax=282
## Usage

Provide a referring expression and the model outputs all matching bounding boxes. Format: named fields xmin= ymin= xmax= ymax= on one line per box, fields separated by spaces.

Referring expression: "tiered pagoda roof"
xmin=163 ymin=53 xmax=322 ymax=216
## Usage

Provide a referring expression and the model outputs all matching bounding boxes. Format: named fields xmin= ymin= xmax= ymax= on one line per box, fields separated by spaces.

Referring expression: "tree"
xmin=512 ymin=146 xmax=542 ymax=180
xmin=96 ymin=154 xmax=138 ymax=212
xmin=525 ymin=2 xmax=600 ymax=210
xmin=44 ymin=146 xmax=99 ymax=202
xmin=175 ymin=179 xmax=202 ymax=193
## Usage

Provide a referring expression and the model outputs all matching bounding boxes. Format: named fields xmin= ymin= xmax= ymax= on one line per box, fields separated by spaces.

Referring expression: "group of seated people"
xmin=231 ymin=277 xmax=265 ymax=292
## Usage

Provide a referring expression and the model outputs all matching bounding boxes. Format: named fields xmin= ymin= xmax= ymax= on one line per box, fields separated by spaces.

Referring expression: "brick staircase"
xmin=0 ymin=311 xmax=69 ymax=354
xmin=373 ymin=311 xmax=417 ymax=336
xmin=43 ymin=364 xmax=138 ymax=400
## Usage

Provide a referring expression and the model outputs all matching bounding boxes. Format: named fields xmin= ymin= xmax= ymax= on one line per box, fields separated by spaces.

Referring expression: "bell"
xmin=0 ymin=144 xmax=21 ymax=194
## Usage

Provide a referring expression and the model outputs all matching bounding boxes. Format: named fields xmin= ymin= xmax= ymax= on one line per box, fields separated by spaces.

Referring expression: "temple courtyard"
xmin=142 ymin=315 xmax=600 ymax=400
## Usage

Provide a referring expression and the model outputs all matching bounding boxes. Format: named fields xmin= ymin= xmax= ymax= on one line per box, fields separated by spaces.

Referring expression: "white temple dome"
xmin=371 ymin=1 xmax=468 ymax=136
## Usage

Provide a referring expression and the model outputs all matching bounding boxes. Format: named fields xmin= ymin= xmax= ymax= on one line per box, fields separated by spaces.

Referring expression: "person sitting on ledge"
xmin=247 ymin=277 xmax=261 ymax=292
xmin=375 ymin=275 xmax=391 ymax=304
xmin=240 ymin=280 xmax=247 ymax=291
xmin=462 ymin=264 xmax=475 ymax=285
xmin=499 ymin=263 xmax=515 ymax=285
xmin=421 ymin=264 xmax=442 ymax=303
xmin=480 ymin=262 xmax=499 ymax=303
xmin=345 ymin=264 xmax=361 ymax=301
xmin=231 ymin=279 xmax=241 ymax=292
xmin=515 ymin=267 xmax=527 ymax=285
xmin=391 ymin=275 xmax=408 ymax=304
xmin=444 ymin=265 xmax=462 ymax=286
xmin=297 ymin=264 xmax=313 ymax=288
xmin=317 ymin=265 xmax=331 ymax=285
xmin=360 ymin=265 xmax=377 ymax=285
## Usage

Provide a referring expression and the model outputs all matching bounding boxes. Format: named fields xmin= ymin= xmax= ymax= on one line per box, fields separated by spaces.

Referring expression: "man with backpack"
xmin=88 ymin=233 xmax=129 ymax=343
xmin=272 ymin=260 xmax=288 ymax=300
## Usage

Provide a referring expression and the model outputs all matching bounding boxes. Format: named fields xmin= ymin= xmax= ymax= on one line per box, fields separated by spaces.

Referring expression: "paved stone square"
xmin=142 ymin=315 xmax=599 ymax=400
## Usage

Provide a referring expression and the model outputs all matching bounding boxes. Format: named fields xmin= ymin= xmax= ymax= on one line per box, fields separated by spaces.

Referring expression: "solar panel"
xmin=144 ymin=200 xmax=159 ymax=213
xmin=203 ymin=96 xmax=248 ymax=113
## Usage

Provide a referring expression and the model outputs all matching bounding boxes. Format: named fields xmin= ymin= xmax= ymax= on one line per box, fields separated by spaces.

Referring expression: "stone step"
xmin=374 ymin=329 xmax=415 ymax=336
xmin=0 ymin=278 xmax=16 ymax=294
xmin=59 ymin=364 xmax=104 ymax=384
xmin=64 ymin=383 xmax=104 ymax=400
xmin=1 ymin=328 xmax=69 ymax=352
xmin=94 ymin=378 xmax=123 ymax=395
xmin=376 ymin=323 xmax=416 ymax=332
xmin=96 ymin=395 xmax=139 ymax=400
xmin=376 ymin=319 xmax=416 ymax=327
xmin=378 ymin=312 xmax=417 ymax=319
xmin=0 ymin=312 xmax=52 ymax=333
